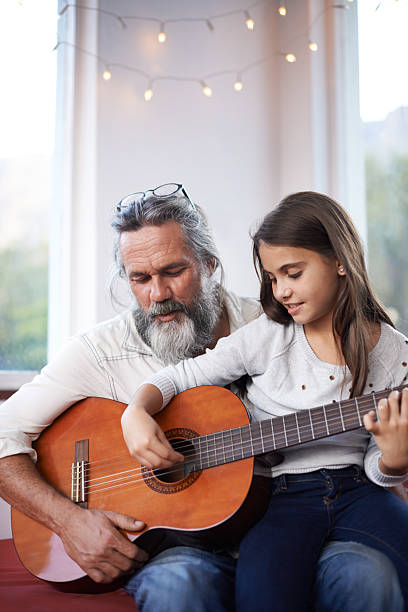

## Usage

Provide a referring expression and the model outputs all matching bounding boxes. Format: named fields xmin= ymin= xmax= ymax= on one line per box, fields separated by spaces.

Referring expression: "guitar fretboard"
xmin=187 ymin=384 xmax=405 ymax=472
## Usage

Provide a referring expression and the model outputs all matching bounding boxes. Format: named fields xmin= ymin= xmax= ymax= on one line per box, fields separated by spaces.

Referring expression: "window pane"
xmin=358 ymin=0 xmax=408 ymax=335
xmin=0 ymin=1 xmax=57 ymax=370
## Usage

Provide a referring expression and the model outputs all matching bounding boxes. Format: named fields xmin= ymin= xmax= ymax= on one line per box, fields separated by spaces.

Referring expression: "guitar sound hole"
xmin=153 ymin=438 xmax=196 ymax=483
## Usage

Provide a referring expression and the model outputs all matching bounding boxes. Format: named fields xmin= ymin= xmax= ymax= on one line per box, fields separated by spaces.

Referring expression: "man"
xmin=0 ymin=184 xmax=404 ymax=611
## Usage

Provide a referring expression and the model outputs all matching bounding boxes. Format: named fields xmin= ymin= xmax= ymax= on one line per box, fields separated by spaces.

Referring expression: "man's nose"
xmin=150 ymin=276 xmax=172 ymax=303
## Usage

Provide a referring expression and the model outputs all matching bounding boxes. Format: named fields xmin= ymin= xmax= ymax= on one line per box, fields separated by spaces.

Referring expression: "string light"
xmin=158 ymin=23 xmax=166 ymax=44
xmin=200 ymin=81 xmax=212 ymax=97
xmin=144 ymin=87 xmax=153 ymax=101
xmin=55 ymin=3 xmax=362 ymax=100
xmin=244 ymin=11 xmax=255 ymax=30
xmin=234 ymin=77 xmax=243 ymax=92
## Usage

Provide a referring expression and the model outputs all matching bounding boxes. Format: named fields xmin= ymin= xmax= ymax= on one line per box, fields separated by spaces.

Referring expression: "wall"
xmin=94 ymin=0 xmax=282 ymax=321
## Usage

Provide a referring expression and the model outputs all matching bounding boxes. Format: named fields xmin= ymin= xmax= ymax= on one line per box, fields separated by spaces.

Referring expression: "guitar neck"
xmin=189 ymin=384 xmax=405 ymax=472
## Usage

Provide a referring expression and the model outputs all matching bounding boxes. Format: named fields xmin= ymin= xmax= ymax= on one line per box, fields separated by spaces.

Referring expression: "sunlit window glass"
xmin=358 ymin=0 xmax=408 ymax=336
xmin=0 ymin=0 xmax=57 ymax=370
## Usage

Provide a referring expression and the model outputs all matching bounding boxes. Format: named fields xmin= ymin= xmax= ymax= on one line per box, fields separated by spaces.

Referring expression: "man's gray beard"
xmin=132 ymin=277 xmax=223 ymax=365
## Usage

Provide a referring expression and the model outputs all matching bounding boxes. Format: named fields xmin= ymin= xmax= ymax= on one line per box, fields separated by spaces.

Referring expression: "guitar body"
xmin=11 ymin=386 xmax=271 ymax=588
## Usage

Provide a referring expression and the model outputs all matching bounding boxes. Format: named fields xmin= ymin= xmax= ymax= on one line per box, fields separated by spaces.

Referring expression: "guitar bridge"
xmin=71 ymin=439 xmax=89 ymax=507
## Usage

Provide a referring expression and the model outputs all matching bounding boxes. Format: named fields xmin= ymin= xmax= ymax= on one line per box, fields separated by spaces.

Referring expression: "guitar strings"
xmin=71 ymin=394 xmax=387 ymax=497
xmin=81 ymin=390 xmax=385 ymax=475
xmin=80 ymin=390 xmax=384 ymax=475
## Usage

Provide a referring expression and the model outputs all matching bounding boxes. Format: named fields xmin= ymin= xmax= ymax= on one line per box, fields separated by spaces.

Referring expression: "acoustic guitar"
xmin=11 ymin=383 xmax=401 ymax=589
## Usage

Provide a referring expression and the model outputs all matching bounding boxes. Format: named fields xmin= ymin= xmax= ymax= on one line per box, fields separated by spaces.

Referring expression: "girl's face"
xmin=259 ymin=243 xmax=344 ymax=331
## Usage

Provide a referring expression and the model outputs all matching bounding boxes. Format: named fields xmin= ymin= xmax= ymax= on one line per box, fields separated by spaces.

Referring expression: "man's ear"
xmin=208 ymin=257 xmax=217 ymax=275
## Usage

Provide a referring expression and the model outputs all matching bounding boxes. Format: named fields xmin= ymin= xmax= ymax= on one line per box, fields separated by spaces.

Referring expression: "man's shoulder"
xmin=223 ymin=289 xmax=262 ymax=331
xmin=78 ymin=310 xmax=150 ymax=355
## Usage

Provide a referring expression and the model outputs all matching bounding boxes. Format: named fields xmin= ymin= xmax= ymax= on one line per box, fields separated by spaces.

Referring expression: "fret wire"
xmin=373 ymin=393 xmax=378 ymax=418
xmin=355 ymin=397 xmax=362 ymax=426
xmin=322 ymin=405 xmax=329 ymax=434
xmin=339 ymin=400 xmax=346 ymax=431
xmin=248 ymin=425 xmax=254 ymax=457
xmin=308 ymin=410 xmax=315 ymax=439
xmin=282 ymin=415 xmax=288 ymax=447
xmin=221 ymin=431 xmax=226 ymax=464
xmin=207 ymin=433 xmax=215 ymax=467
xmin=295 ymin=412 xmax=301 ymax=442
xmin=229 ymin=429 xmax=235 ymax=461
xmin=270 ymin=419 xmax=276 ymax=448
xmin=197 ymin=436 xmax=203 ymax=470
xmin=260 ymin=421 xmax=265 ymax=453
xmin=239 ymin=427 xmax=244 ymax=459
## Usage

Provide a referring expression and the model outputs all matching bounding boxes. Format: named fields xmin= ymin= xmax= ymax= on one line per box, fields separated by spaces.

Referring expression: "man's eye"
xmin=165 ymin=268 xmax=185 ymax=277
xmin=131 ymin=276 xmax=149 ymax=283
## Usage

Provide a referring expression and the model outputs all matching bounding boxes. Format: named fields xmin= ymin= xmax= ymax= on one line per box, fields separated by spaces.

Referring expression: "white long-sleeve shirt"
xmin=0 ymin=290 xmax=260 ymax=461
xmin=144 ymin=315 xmax=408 ymax=487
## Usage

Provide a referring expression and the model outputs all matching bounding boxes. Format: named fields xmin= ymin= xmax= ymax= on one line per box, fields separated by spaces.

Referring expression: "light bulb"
xmin=103 ymin=69 xmax=112 ymax=80
xmin=158 ymin=23 xmax=166 ymax=43
xmin=285 ymin=53 xmax=296 ymax=63
xmin=244 ymin=11 xmax=255 ymax=30
xmin=278 ymin=6 xmax=287 ymax=16
xmin=203 ymin=85 xmax=212 ymax=97
xmin=144 ymin=88 xmax=153 ymax=101
xmin=308 ymin=41 xmax=318 ymax=52
xmin=234 ymin=80 xmax=243 ymax=92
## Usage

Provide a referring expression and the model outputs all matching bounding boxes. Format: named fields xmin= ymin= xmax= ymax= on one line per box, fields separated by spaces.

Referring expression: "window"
xmin=358 ymin=0 xmax=408 ymax=335
xmin=0 ymin=0 xmax=57 ymax=375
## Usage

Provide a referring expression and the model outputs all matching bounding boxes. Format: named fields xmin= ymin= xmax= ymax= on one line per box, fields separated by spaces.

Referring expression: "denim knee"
xmin=315 ymin=540 xmax=404 ymax=612
xmin=124 ymin=546 xmax=236 ymax=612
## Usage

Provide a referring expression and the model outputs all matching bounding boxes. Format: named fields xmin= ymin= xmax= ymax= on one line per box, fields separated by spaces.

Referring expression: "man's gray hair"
xmin=111 ymin=194 xmax=224 ymax=282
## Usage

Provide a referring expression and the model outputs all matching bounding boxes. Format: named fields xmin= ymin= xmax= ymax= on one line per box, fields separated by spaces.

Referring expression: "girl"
xmin=122 ymin=191 xmax=408 ymax=611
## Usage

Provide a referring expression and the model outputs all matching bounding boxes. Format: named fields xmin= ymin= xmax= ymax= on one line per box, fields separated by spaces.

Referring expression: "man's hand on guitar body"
xmin=122 ymin=383 xmax=184 ymax=468
xmin=0 ymin=454 xmax=149 ymax=584
xmin=58 ymin=506 xmax=148 ymax=584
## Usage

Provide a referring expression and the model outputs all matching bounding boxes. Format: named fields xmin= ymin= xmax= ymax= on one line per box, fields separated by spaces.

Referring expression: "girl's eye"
xmin=288 ymin=272 xmax=301 ymax=279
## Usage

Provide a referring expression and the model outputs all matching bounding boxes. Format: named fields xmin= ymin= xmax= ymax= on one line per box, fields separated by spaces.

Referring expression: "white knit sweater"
xmin=144 ymin=315 xmax=408 ymax=486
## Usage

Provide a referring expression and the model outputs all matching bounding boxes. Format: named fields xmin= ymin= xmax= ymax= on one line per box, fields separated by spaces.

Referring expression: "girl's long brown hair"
xmin=252 ymin=191 xmax=394 ymax=397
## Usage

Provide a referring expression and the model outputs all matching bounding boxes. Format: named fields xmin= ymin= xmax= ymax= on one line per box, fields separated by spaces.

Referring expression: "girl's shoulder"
xmin=231 ymin=312 xmax=296 ymax=352
xmin=370 ymin=322 xmax=408 ymax=385
xmin=374 ymin=322 xmax=408 ymax=354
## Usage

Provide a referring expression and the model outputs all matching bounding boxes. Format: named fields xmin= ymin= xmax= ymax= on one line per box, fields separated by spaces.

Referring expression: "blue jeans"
xmin=124 ymin=503 xmax=404 ymax=612
xmin=236 ymin=466 xmax=408 ymax=612
xmin=315 ymin=540 xmax=404 ymax=612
